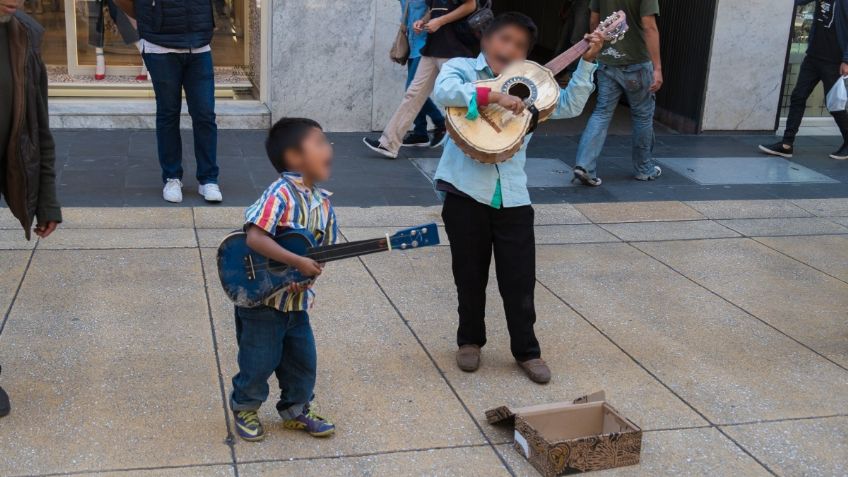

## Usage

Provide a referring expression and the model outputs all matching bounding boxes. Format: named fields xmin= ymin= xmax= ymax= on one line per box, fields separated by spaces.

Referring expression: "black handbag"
xmin=453 ymin=0 xmax=494 ymax=46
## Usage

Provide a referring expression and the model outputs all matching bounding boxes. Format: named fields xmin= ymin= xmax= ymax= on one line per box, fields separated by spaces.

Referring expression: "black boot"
xmin=0 ymin=365 xmax=9 ymax=418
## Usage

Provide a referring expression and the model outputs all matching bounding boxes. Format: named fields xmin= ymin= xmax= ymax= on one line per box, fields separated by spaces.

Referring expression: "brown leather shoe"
xmin=456 ymin=345 xmax=481 ymax=372
xmin=517 ymin=358 xmax=551 ymax=384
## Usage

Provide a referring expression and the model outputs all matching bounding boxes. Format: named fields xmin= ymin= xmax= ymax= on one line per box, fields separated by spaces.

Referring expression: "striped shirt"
xmin=245 ymin=172 xmax=339 ymax=312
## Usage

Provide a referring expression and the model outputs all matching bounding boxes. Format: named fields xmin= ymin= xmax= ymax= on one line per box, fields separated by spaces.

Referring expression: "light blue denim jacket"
xmin=400 ymin=0 xmax=429 ymax=59
xmin=433 ymin=54 xmax=598 ymax=208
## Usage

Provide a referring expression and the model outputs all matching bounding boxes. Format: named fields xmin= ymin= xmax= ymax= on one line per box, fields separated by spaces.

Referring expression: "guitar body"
xmin=445 ymin=61 xmax=560 ymax=164
xmin=444 ymin=10 xmax=629 ymax=164
xmin=216 ymin=223 xmax=440 ymax=308
xmin=216 ymin=229 xmax=315 ymax=308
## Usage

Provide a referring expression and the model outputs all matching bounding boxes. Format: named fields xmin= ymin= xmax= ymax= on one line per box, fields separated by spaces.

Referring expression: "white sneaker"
xmin=163 ymin=178 xmax=183 ymax=203
xmin=199 ymin=183 xmax=223 ymax=202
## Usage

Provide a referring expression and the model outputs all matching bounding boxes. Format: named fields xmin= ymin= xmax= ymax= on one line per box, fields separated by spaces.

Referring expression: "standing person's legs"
xmin=815 ymin=58 xmax=848 ymax=148
xmin=441 ymin=194 xmax=493 ymax=354
xmin=622 ymin=62 xmax=658 ymax=179
xmin=491 ymin=205 xmax=540 ymax=362
xmin=183 ymin=51 xmax=219 ymax=186
xmin=274 ymin=311 xmax=317 ymax=419
xmin=230 ymin=306 xmax=287 ymax=411
xmin=782 ymin=55 xmax=823 ymax=145
xmin=380 ymin=56 xmax=445 ymax=153
xmin=575 ymin=66 xmax=623 ymax=179
xmin=407 ymin=57 xmax=431 ymax=139
xmin=143 ymin=52 xmax=186 ymax=182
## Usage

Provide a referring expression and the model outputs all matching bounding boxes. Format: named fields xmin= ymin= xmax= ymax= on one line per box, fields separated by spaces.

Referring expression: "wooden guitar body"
xmin=446 ymin=61 xmax=560 ymax=164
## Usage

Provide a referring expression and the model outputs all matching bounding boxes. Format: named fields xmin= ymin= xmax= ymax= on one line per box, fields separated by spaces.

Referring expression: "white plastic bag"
xmin=826 ymin=76 xmax=848 ymax=112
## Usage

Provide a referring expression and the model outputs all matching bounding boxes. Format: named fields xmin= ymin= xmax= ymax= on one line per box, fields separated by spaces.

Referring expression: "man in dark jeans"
xmin=760 ymin=0 xmax=848 ymax=160
xmin=115 ymin=0 xmax=222 ymax=202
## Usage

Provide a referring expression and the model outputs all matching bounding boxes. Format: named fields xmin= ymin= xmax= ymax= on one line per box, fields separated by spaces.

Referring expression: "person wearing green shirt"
xmin=573 ymin=0 xmax=663 ymax=186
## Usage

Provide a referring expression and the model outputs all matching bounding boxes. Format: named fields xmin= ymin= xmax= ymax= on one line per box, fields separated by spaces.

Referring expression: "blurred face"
xmin=284 ymin=128 xmax=334 ymax=184
xmin=0 ymin=0 xmax=23 ymax=22
xmin=481 ymin=24 xmax=532 ymax=75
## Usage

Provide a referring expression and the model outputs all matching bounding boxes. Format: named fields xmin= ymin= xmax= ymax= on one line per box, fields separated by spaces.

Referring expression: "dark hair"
xmin=265 ymin=117 xmax=323 ymax=173
xmin=483 ymin=12 xmax=538 ymax=50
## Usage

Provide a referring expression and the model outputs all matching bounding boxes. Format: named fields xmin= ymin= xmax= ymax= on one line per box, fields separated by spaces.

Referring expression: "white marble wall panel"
xmin=266 ymin=0 xmax=378 ymax=132
xmin=701 ymin=0 xmax=794 ymax=131
xmin=371 ymin=0 xmax=412 ymax=130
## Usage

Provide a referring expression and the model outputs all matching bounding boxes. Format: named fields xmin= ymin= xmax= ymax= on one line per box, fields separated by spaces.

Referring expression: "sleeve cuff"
xmin=36 ymin=207 xmax=62 ymax=224
xmin=476 ymin=87 xmax=492 ymax=107
xmin=575 ymin=58 xmax=599 ymax=76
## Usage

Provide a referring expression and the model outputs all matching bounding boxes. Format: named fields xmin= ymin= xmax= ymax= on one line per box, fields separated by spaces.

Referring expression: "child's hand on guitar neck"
xmin=582 ymin=32 xmax=605 ymax=62
xmin=490 ymin=91 xmax=526 ymax=115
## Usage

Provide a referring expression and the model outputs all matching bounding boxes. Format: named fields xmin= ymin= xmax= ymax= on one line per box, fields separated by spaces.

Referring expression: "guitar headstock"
xmin=389 ymin=223 xmax=440 ymax=250
xmin=597 ymin=10 xmax=628 ymax=44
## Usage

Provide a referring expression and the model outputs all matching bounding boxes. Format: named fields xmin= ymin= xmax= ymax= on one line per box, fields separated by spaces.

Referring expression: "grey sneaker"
xmin=635 ymin=165 xmax=662 ymax=181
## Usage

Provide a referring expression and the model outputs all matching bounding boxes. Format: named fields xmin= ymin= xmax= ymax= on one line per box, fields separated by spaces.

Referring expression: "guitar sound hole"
xmin=507 ymin=82 xmax=531 ymax=100
xmin=267 ymin=260 xmax=290 ymax=276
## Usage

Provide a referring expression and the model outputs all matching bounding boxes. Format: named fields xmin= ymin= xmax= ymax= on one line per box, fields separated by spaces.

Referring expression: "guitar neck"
xmin=543 ymin=39 xmax=590 ymax=76
xmin=305 ymin=237 xmax=389 ymax=263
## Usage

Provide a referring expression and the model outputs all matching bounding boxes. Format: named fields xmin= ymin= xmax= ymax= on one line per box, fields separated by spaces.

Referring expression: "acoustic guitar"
xmin=217 ymin=224 xmax=440 ymax=308
xmin=445 ymin=11 xmax=629 ymax=164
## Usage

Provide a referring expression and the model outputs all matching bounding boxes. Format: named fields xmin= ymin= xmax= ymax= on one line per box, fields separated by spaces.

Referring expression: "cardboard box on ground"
xmin=487 ymin=391 xmax=642 ymax=476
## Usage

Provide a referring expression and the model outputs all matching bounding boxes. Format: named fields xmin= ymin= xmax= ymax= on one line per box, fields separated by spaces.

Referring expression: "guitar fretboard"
xmin=306 ymin=238 xmax=388 ymax=263
xmin=544 ymin=39 xmax=590 ymax=76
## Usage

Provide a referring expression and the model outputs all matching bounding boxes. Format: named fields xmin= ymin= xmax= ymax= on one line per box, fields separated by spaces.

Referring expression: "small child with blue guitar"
xmin=229 ymin=117 xmax=338 ymax=441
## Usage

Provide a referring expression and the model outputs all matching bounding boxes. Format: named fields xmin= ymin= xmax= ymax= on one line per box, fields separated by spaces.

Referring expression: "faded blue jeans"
xmin=575 ymin=61 xmax=657 ymax=179
xmin=407 ymin=56 xmax=445 ymax=136
xmin=142 ymin=51 xmax=219 ymax=185
xmin=230 ymin=306 xmax=316 ymax=419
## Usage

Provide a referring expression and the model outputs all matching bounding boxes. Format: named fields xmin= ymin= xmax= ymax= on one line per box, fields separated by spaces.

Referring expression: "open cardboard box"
xmin=486 ymin=391 xmax=642 ymax=476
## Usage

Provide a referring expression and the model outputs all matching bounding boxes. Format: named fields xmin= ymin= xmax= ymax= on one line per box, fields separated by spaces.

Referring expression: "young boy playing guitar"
xmin=229 ymin=118 xmax=338 ymax=441
xmin=433 ymin=13 xmax=604 ymax=383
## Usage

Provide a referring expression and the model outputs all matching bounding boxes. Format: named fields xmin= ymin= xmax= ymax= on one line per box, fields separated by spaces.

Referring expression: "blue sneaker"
xmin=233 ymin=410 xmax=265 ymax=442
xmin=282 ymin=404 xmax=335 ymax=437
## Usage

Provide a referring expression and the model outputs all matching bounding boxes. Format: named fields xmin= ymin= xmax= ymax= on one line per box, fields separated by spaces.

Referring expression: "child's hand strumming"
xmin=491 ymin=92 xmax=526 ymax=115
xmin=294 ymin=257 xmax=323 ymax=277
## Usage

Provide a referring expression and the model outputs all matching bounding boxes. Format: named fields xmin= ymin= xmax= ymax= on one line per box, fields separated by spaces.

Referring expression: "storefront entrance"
xmin=25 ymin=0 xmax=258 ymax=98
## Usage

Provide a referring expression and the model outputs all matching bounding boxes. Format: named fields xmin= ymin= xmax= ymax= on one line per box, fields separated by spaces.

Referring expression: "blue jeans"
xmin=575 ymin=62 xmax=656 ymax=178
xmin=142 ymin=51 xmax=219 ymax=185
xmin=407 ymin=56 xmax=445 ymax=136
xmin=230 ymin=306 xmax=316 ymax=419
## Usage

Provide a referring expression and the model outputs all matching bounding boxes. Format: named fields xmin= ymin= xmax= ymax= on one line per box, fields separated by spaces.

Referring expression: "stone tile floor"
xmin=0 ymin=199 xmax=846 ymax=477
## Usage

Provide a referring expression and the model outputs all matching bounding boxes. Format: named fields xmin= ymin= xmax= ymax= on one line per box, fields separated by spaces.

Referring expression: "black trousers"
xmin=441 ymin=193 xmax=541 ymax=361
xmin=783 ymin=55 xmax=848 ymax=144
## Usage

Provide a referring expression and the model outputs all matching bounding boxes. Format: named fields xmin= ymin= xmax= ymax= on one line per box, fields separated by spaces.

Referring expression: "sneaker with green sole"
xmin=282 ymin=404 xmax=335 ymax=437
xmin=233 ymin=410 xmax=265 ymax=441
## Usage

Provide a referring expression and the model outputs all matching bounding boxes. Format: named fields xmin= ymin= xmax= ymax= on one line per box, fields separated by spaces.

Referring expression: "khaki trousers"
xmin=380 ymin=56 xmax=449 ymax=153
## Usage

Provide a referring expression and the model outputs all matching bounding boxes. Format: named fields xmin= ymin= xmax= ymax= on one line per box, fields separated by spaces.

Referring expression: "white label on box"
xmin=514 ymin=430 xmax=529 ymax=457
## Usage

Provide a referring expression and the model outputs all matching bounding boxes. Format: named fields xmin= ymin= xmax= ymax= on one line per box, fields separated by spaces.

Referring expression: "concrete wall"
xmin=265 ymin=0 xmax=407 ymax=132
xmin=701 ymin=0 xmax=795 ymax=131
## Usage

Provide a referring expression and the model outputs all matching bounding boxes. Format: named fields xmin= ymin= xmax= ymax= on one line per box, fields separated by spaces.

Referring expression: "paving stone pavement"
xmin=0 ymin=199 xmax=845 ymax=477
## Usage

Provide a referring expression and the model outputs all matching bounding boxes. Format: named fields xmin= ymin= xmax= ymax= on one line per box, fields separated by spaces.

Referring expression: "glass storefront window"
xmin=780 ymin=2 xmax=827 ymax=118
xmin=25 ymin=0 xmax=254 ymax=95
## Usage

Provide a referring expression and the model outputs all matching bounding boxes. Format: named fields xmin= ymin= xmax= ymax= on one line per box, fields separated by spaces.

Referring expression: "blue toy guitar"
xmin=217 ymin=224 xmax=440 ymax=307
